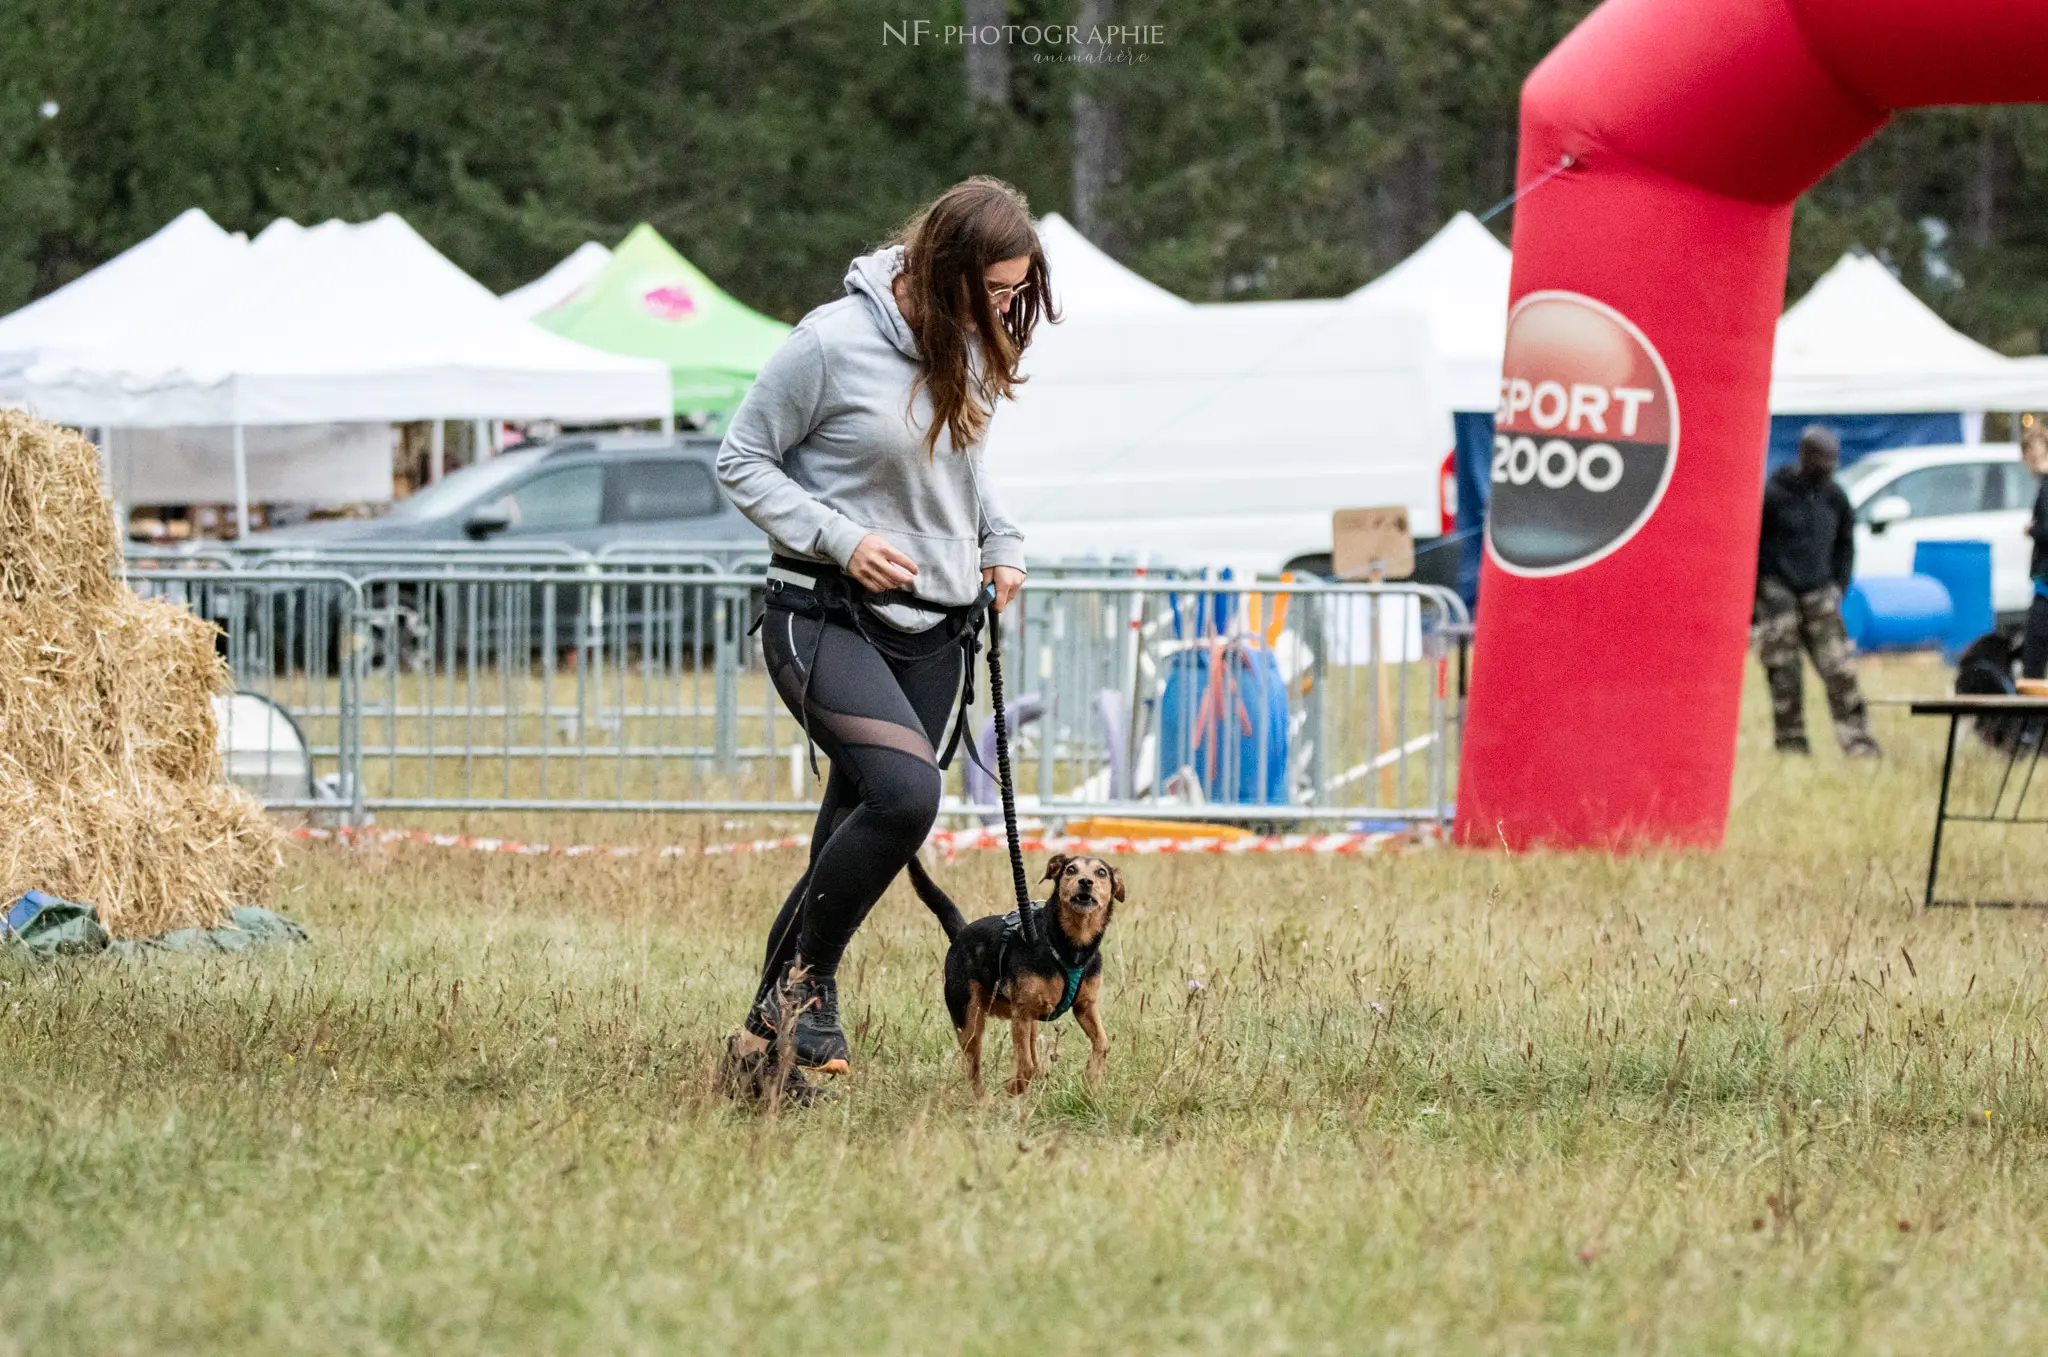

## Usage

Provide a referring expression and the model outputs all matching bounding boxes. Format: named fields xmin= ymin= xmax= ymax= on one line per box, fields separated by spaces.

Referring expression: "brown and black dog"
xmin=906 ymin=853 xmax=1121 ymax=1095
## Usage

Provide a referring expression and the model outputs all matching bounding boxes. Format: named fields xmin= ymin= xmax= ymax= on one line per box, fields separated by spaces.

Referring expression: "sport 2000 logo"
xmin=1486 ymin=290 xmax=1679 ymax=576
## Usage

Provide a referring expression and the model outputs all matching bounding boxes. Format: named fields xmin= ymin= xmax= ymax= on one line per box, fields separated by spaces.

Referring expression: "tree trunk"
xmin=1371 ymin=128 xmax=1441 ymax=272
xmin=1968 ymin=114 xmax=1999 ymax=251
xmin=1071 ymin=0 xmax=1127 ymax=255
xmin=1413 ymin=126 xmax=1442 ymax=245
xmin=963 ymin=0 xmax=1010 ymax=108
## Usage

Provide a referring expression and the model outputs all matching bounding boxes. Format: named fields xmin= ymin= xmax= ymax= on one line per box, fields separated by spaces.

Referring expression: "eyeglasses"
xmin=985 ymin=277 xmax=1032 ymax=304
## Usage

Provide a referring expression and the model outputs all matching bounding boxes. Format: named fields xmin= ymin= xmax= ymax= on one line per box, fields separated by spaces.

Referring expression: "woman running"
xmin=715 ymin=176 xmax=1053 ymax=1098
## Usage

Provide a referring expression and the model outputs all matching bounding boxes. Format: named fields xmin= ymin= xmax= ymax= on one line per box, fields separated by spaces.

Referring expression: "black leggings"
xmin=754 ymin=607 xmax=964 ymax=995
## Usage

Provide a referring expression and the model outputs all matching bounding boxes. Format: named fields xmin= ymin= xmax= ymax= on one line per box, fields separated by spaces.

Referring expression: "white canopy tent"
xmin=50 ymin=213 xmax=674 ymax=425
xmin=1768 ymin=253 xmax=2048 ymax=414
xmin=500 ymin=240 xmax=613 ymax=318
xmin=0 ymin=211 xmax=397 ymax=514
xmin=1340 ymin=232 xmax=2048 ymax=419
xmin=1346 ymin=210 xmax=1512 ymax=412
xmin=1034 ymin=212 xmax=1190 ymax=320
xmin=0 ymin=208 xmax=244 ymax=402
xmin=107 ymin=423 xmax=394 ymax=505
xmin=985 ymin=301 xmax=1452 ymax=572
xmin=23 ymin=213 xmax=672 ymax=532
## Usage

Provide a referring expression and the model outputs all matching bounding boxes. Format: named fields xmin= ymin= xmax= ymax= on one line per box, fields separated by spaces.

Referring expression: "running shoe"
xmin=717 ymin=1033 xmax=822 ymax=1107
xmin=751 ymin=963 xmax=851 ymax=1074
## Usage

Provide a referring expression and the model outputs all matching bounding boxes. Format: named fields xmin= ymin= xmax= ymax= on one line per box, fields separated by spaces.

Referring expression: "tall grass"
xmin=6 ymin=656 xmax=2048 ymax=1354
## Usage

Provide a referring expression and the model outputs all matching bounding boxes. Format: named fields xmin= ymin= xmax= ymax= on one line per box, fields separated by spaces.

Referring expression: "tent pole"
xmin=475 ymin=418 xmax=492 ymax=461
xmin=660 ymin=409 xmax=675 ymax=436
xmin=429 ymin=420 xmax=445 ymax=482
xmin=100 ymin=427 xmax=125 ymax=548
xmin=232 ymin=423 xmax=250 ymax=539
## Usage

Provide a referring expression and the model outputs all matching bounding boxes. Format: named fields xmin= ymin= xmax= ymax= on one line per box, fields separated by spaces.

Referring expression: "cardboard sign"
xmin=1331 ymin=506 xmax=1413 ymax=580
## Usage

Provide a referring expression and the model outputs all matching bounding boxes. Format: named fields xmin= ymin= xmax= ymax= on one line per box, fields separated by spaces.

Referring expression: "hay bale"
xmin=0 ymin=412 xmax=283 ymax=936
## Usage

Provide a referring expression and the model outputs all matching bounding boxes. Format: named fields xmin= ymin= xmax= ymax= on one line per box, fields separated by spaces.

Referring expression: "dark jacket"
xmin=1758 ymin=464 xmax=1854 ymax=596
xmin=2030 ymin=474 xmax=2048 ymax=581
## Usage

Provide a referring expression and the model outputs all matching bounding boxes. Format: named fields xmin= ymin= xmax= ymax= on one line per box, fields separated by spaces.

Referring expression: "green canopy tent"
xmin=533 ymin=224 xmax=791 ymax=426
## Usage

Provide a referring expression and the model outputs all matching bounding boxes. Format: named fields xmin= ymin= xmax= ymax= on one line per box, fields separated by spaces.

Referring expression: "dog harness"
xmin=994 ymin=907 xmax=1089 ymax=1023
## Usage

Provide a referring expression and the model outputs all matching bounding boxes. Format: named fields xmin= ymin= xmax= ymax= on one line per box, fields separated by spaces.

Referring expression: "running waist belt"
xmin=755 ymin=553 xmax=991 ymax=775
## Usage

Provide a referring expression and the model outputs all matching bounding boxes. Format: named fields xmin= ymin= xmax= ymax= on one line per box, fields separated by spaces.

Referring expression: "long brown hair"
xmin=887 ymin=176 xmax=1057 ymax=457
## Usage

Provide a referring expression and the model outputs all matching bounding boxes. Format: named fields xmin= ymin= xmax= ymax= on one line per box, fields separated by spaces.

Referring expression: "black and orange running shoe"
xmin=750 ymin=963 xmax=850 ymax=1075
xmin=717 ymin=1034 xmax=822 ymax=1107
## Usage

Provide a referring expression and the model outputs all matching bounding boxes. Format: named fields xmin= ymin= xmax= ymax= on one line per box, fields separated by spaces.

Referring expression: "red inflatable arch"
xmin=1457 ymin=0 xmax=2048 ymax=850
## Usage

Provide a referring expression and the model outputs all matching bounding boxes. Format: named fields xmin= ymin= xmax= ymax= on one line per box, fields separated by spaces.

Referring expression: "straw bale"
xmin=0 ymin=412 xmax=283 ymax=936
xmin=93 ymin=594 xmax=230 ymax=784
xmin=0 ymin=408 xmax=119 ymax=608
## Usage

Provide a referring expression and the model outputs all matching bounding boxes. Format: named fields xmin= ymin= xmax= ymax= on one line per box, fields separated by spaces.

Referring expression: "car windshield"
xmin=1834 ymin=457 xmax=1900 ymax=501
xmin=383 ymin=449 xmax=547 ymax=521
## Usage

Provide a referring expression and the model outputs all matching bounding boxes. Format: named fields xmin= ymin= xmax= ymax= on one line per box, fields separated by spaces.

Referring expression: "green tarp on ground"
xmin=2 ymin=893 xmax=307 ymax=962
xmin=533 ymin=224 xmax=791 ymax=424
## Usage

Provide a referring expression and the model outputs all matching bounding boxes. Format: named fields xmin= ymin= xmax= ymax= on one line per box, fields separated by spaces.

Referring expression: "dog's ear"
xmin=1041 ymin=854 xmax=1071 ymax=884
xmin=1108 ymin=864 xmax=1126 ymax=903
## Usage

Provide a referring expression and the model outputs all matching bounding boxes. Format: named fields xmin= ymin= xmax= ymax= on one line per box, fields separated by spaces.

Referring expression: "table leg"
xmin=1926 ymin=713 xmax=1960 ymax=908
xmin=2013 ymin=716 xmax=2048 ymax=815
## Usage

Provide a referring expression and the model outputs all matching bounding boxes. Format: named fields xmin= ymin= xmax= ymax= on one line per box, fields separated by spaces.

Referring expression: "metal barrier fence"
xmin=124 ymin=540 xmax=771 ymax=578
xmin=127 ymin=569 xmax=369 ymax=821
xmin=125 ymin=562 xmax=1469 ymax=829
xmin=122 ymin=539 xmax=1171 ymax=578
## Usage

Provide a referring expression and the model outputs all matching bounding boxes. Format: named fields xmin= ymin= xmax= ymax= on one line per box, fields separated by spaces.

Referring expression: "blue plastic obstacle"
xmin=1156 ymin=639 xmax=1290 ymax=805
xmin=1843 ymin=575 xmax=1953 ymax=651
xmin=1912 ymin=540 xmax=1995 ymax=661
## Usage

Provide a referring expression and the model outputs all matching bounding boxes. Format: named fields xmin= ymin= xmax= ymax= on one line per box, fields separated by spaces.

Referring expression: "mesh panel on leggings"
xmin=803 ymin=700 xmax=938 ymax=765
xmin=769 ymin=654 xmax=939 ymax=766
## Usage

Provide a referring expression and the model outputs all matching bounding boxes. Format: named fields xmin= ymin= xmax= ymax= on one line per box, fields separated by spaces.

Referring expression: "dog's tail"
xmin=905 ymin=855 xmax=968 ymax=941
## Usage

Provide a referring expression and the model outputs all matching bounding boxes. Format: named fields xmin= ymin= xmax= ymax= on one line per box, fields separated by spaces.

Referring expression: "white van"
xmin=1838 ymin=442 xmax=2038 ymax=617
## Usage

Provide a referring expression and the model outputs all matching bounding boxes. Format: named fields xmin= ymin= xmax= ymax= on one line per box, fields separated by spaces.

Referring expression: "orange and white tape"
xmin=289 ymin=825 xmax=812 ymax=858
xmin=290 ymin=822 xmax=1433 ymax=861
xmin=926 ymin=825 xmax=1431 ymax=859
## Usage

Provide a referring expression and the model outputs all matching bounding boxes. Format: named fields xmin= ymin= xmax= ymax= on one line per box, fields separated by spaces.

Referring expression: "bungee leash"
xmin=984 ymin=585 xmax=1086 ymax=1021
xmin=983 ymin=583 xmax=1038 ymax=949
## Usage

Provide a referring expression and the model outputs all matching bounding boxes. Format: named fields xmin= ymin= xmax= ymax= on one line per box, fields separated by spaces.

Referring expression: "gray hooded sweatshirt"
xmin=716 ymin=244 xmax=1026 ymax=627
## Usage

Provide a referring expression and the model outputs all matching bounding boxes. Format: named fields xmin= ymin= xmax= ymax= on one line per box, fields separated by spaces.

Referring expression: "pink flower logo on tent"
xmin=641 ymin=284 xmax=697 ymax=321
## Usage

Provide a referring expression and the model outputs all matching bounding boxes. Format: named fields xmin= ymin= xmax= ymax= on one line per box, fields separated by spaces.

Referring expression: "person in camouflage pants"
xmin=1753 ymin=425 xmax=1880 ymax=756
xmin=1753 ymin=577 xmax=1878 ymax=754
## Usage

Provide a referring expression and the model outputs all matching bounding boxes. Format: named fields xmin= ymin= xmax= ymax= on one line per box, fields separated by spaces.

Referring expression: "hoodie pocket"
xmin=866 ymin=525 xmax=983 ymax=608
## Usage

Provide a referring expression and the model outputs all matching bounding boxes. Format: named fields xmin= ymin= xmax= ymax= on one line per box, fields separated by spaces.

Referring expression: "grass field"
xmin=10 ymin=654 xmax=2048 ymax=1354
